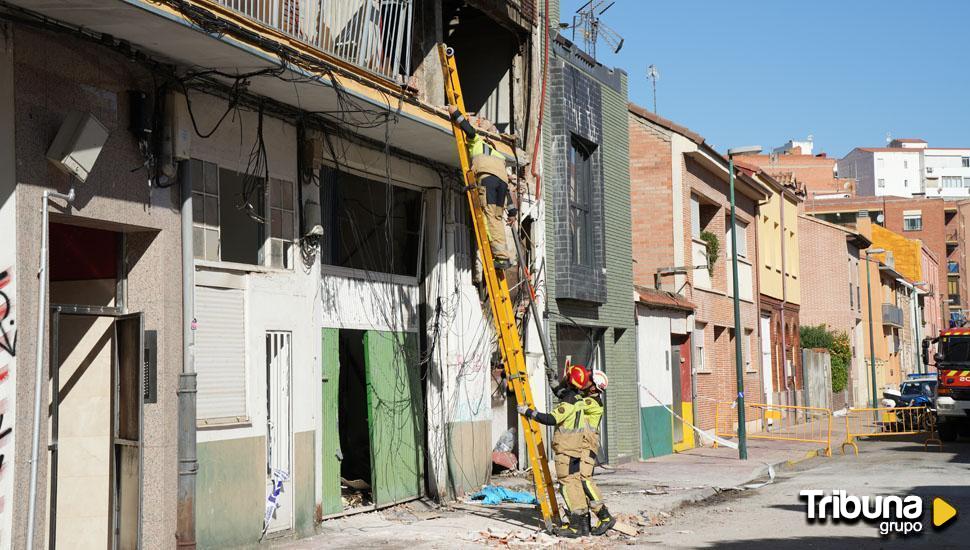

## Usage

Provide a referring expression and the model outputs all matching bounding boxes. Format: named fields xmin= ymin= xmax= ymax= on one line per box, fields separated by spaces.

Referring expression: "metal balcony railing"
xmin=215 ymin=0 xmax=414 ymax=80
xmin=882 ymin=304 xmax=904 ymax=327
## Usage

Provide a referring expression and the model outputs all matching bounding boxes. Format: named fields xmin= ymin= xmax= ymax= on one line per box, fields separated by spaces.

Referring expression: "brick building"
xmin=738 ymin=138 xmax=850 ymax=196
xmin=628 ymin=104 xmax=769 ymax=441
xmin=804 ymin=195 xmax=951 ymax=334
xmin=738 ymin=164 xmax=805 ymax=410
xmin=798 ymin=215 xmax=869 ymax=406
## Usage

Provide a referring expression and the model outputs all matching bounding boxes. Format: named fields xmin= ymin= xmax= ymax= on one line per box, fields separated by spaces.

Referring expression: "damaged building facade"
xmin=0 ymin=0 xmax=547 ymax=548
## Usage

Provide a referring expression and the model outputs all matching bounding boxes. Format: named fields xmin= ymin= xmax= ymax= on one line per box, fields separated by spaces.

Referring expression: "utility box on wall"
xmin=46 ymin=111 xmax=109 ymax=182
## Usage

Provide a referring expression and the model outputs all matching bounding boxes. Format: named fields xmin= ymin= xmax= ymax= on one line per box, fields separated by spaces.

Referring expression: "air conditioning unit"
xmin=46 ymin=111 xmax=109 ymax=182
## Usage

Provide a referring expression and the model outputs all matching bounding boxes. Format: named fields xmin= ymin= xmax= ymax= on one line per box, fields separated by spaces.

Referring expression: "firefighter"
xmin=582 ymin=370 xmax=615 ymax=535
xmin=516 ymin=364 xmax=611 ymax=537
xmin=447 ymin=105 xmax=513 ymax=270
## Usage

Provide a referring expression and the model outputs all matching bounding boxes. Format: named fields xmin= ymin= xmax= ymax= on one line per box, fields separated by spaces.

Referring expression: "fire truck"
xmin=934 ymin=327 xmax=970 ymax=441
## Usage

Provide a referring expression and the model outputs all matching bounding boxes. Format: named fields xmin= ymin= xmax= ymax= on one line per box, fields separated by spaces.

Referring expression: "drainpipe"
xmin=177 ymin=162 xmax=198 ymax=549
xmin=26 ymin=188 xmax=74 ymax=550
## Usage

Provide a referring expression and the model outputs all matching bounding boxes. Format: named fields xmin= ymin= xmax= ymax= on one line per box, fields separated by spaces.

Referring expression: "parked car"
xmin=881 ymin=377 xmax=937 ymax=431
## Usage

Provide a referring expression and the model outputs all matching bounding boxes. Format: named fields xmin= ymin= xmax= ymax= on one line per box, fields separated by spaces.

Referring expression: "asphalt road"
xmin=637 ymin=438 xmax=970 ymax=549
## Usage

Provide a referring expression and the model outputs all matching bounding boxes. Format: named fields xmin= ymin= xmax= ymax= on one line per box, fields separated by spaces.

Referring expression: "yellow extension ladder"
xmin=439 ymin=44 xmax=560 ymax=530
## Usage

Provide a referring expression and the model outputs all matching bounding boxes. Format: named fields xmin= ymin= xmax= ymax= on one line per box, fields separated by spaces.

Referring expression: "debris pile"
xmin=340 ymin=478 xmax=372 ymax=509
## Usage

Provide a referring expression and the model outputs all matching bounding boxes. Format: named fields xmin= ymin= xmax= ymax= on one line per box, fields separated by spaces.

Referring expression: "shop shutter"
xmin=195 ymin=285 xmax=248 ymax=421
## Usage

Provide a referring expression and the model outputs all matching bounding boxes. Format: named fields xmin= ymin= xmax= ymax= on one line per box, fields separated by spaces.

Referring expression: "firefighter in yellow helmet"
xmin=447 ymin=104 xmax=514 ymax=270
xmin=517 ymin=364 xmax=613 ymax=537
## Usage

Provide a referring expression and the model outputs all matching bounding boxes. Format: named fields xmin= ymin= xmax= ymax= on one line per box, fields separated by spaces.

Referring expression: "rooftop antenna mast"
xmin=647 ymin=64 xmax=660 ymax=113
xmin=571 ymin=0 xmax=624 ymax=59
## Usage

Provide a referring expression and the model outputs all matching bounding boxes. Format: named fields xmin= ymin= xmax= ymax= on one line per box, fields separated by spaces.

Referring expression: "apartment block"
xmin=805 ymin=195 xmax=951 ymax=334
xmin=797 ymin=215 xmax=869 ymax=406
xmin=0 ymin=1 xmax=547 ymax=548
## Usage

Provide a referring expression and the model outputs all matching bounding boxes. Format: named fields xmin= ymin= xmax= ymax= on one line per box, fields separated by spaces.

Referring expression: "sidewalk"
xmin=273 ymin=434 xmax=838 ymax=549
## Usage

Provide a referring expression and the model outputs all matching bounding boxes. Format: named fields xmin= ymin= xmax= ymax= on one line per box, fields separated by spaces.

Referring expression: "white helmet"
xmin=591 ymin=370 xmax=608 ymax=392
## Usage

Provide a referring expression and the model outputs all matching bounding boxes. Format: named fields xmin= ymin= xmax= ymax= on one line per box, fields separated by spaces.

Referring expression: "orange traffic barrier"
xmin=840 ymin=406 xmax=942 ymax=455
xmin=714 ymin=402 xmax=833 ymax=457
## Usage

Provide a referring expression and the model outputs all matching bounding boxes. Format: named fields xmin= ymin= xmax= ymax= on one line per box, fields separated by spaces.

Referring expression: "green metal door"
xmin=321 ymin=329 xmax=342 ymax=515
xmin=363 ymin=331 xmax=423 ymax=506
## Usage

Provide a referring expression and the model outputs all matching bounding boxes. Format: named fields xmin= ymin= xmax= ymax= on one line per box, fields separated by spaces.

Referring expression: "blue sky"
xmin=558 ymin=0 xmax=970 ymax=157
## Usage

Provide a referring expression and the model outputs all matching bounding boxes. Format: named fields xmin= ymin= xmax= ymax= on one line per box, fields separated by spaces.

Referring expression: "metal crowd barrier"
xmin=840 ymin=406 xmax=942 ymax=455
xmin=713 ymin=402 xmax=833 ymax=457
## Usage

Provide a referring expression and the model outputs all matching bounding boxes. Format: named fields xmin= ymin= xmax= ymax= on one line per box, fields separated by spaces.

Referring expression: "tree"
xmin=799 ymin=324 xmax=849 ymax=393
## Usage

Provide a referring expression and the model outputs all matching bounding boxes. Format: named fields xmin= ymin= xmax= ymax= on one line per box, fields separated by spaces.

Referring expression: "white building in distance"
xmin=838 ymin=139 xmax=970 ymax=199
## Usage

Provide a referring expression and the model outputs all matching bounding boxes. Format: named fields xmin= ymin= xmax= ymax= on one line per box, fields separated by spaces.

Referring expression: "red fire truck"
xmin=935 ymin=328 xmax=970 ymax=441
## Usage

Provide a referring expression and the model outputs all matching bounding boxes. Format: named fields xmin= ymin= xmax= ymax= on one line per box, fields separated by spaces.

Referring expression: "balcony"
xmin=213 ymin=0 xmax=414 ymax=81
xmin=726 ymin=257 xmax=754 ymax=302
xmin=882 ymin=304 xmax=904 ymax=328
xmin=692 ymin=240 xmax=711 ymax=290
xmin=947 ymin=231 xmax=960 ymax=247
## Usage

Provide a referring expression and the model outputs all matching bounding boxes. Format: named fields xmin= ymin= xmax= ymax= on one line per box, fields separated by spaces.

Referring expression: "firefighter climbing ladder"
xmin=439 ymin=44 xmax=560 ymax=530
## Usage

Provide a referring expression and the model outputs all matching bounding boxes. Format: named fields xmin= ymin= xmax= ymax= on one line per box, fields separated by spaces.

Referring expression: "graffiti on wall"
xmin=0 ymin=267 xmax=15 ymax=544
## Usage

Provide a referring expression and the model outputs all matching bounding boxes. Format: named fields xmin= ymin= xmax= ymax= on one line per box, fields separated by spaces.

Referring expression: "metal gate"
xmin=264 ymin=331 xmax=293 ymax=534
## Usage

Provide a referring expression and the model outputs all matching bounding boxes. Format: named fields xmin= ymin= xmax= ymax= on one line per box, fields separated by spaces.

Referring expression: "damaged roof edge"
xmin=125 ymin=0 xmax=520 ymax=161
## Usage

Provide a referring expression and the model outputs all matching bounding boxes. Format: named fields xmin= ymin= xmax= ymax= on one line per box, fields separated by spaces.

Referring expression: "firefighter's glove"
xmin=516 ymin=404 xmax=533 ymax=418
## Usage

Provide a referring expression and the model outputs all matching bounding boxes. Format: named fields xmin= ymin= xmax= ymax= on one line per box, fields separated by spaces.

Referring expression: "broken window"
xmin=319 ymin=165 xmax=424 ymax=278
xmin=443 ymin=1 xmax=518 ymax=133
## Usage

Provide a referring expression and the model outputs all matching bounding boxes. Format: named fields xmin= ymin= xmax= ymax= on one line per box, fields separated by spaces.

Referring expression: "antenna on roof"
xmin=570 ymin=0 xmax=625 ymax=59
xmin=647 ymin=64 xmax=660 ymax=113
xmin=886 ymin=132 xmax=892 ymax=144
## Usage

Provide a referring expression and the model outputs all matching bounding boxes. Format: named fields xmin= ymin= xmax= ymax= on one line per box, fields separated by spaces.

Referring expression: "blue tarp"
xmin=469 ymin=485 xmax=538 ymax=506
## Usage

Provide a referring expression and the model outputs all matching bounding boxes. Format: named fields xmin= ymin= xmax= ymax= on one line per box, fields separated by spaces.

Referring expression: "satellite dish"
xmin=876 ymin=214 xmax=885 ymax=223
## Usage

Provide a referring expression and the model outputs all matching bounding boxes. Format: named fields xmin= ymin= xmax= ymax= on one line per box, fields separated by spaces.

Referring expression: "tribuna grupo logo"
xmin=800 ymin=490 xmax=924 ymax=535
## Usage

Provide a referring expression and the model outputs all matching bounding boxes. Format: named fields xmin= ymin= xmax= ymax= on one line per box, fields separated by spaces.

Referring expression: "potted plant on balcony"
xmin=700 ymin=230 xmax=719 ymax=276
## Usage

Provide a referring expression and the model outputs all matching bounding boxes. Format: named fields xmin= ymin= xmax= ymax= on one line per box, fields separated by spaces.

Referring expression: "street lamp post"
xmin=864 ymin=248 xmax=885 ymax=410
xmin=727 ymin=145 xmax=761 ymax=461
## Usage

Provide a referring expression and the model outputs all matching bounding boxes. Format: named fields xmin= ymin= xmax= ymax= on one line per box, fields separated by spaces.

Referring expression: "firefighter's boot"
xmin=590 ymin=506 xmax=616 ymax=536
xmin=556 ymin=512 xmax=590 ymax=538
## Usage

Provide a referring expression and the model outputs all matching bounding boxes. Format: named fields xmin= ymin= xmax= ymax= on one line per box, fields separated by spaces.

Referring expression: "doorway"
xmin=48 ymin=222 xmax=144 ymax=550
xmin=337 ymin=329 xmax=372 ymax=510
xmin=264 ymin=331 xmax=293 ymax=535
xmin=320 ymin=328 xmax=423 ymax=517
xmin=760 ymin=315 xmax=773 ymax=406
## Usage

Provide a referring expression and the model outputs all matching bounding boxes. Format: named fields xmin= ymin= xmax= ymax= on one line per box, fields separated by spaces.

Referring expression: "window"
xmin=192 ymin=160 xmax=220 ymax=261
xmin=849 ymin=282 xmax=854 ymax=308
xmin=690 ymin=195 xmax=701 ymax=239
xmin=963 ymin=156 xmax=969 ymax=168
xmin=269 ymin=179 xmax=296 ymax=268
xmin=567 ymin=135 xmax=595 ymax=266
xmin=943 ymin=176 xmax=963 ymax=188
xmin=693 ymin=323 xmax=708 ymax=373
xmin=948 ymin=261 xmax=960 ymax=274
xmin=726 ymin=218 xmax=748 ymax=258
xmin=903 ymin=213 xmax=923 ymax=231
xmin=964 ymin=177 xmax=970 ymax=188
xmin=191 ymin=159 xmax=272 ymax=266
xmin=195 ymin=285 xmax=248 ymax=423
xmin=319 ymin=165 xmax=423 ymax=277
xmin=857 ymin=285 xmax=861 ymax=311
xmin=878 ymin=178 xmax=886 ymax=188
